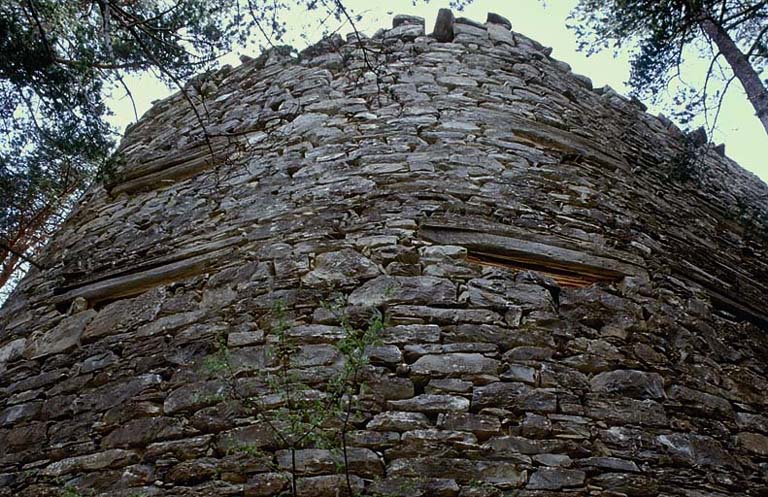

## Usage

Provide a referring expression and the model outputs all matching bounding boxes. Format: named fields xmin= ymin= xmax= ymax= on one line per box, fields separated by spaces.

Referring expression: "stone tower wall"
xmin=1 ymin=12 xmax=768 ymax=497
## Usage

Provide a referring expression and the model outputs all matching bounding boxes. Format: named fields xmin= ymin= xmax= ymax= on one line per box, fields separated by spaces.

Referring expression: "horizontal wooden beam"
xmin=51 ymin=241 xmax=240 ymax=307
xmin=467 ymin=254 xmax=612 ymax=288
xmin=673 ymin=265 xmax=768 ymax=331
xmin=56 ymin=236 xmax=244 ymax=293
xmin=421 ymin=225 xmax=646 ymax=281
xmin=110 ymin=153 xmax=225 ymax=195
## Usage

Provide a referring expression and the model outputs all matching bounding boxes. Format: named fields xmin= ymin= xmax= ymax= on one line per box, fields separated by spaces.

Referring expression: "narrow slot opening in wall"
xmin=466 ymin=251 xmax=621 ymax=288
xmin=50 ymin=242 xmax=239 ymax=313
xmin=701 ymin=285 xmax=768 ymax=332
xmin=419 ymin=224 xmax=644 ymax=290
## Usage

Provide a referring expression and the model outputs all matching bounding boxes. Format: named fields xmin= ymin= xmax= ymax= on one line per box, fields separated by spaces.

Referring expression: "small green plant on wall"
xmin=59 ymin=485 xmax=91 ymax=497
xmin=205 ymin=297 xmax=383 ymax=497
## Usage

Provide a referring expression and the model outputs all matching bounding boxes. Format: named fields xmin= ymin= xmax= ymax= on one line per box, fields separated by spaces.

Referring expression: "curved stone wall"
xmin=1 ymin=11 xmax=768 ymax=497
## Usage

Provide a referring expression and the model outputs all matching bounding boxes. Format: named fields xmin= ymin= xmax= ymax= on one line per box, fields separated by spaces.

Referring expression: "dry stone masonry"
xmin=2 ymin=10 xmax=768 ymax=497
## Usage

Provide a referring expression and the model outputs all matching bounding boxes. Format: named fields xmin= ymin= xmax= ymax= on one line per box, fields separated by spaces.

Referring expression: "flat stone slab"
xmin=348 ymin=275 xmax=457 ymax=307
xmin=411 ymin=353 xmax=500 ymax=376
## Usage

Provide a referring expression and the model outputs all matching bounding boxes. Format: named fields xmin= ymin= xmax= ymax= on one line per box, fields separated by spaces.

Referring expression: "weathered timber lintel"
xmin=421 ymin=224 xmax=646 ymax=282
xmin=51 ymin=242 xmax=239 ymax=308
xmin=110 ymin=152 xmax=225 ymax=195
xmin=502 ymin=113 xmax=631 ymax=173
xmin=423 ymin=215 xmax=646 ymax=264
xmin=673 ymin=267 xmax=768 ymax=331
xmin=108 ymin=139 xmax=234 ymax=195
xmin=467 ymin=253 xmax=613 ymax=288
xmin=118 ymin=146 xmax=214 ymax=182
xmin=57 ymin=235 xmax=244 ymax=292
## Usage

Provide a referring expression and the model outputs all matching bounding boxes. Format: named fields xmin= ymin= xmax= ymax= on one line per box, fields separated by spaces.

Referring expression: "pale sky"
xmin=107 ymin=0 xmax=768 ymax=183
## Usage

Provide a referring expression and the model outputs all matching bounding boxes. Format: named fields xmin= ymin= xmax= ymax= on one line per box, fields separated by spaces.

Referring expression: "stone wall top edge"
xmin=112 ymin=10 xmax=767 ymax=194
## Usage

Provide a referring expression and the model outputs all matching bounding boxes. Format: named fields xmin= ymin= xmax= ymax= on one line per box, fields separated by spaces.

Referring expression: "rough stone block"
xmin=433 ymin=8 xmax=455 ymax=42
xmin=411 ymin=353 xmax=500 ymax=377
xmin=486 ymin=13 xmax=512 ymax=30
xmin=527 ymin=468 xmax=585 ymax=490
xmin=25 ymin=310 xmax=96 ymax=359
xmin=302 ymin=248 xmax=379 ymax=287
xmin=590 ymin=369 xmax=665 ymax=399
xmin=0 ymin=338 xmax=26 ymax=368
xmin=736 ymin=432 xmax=768 ymax=456
xmin=388 ymin=394 xmax=470 ymax=414
xmin=348 ymin=275 xmax=456 ymax=307
xmin=41 ymin=449 xmax=139 ymax=477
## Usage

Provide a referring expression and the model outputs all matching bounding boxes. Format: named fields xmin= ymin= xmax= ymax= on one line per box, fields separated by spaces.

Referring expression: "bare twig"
xmin=114 ymin=70 xmax=140 ymax=122
xmin=122 ymin=20 xmax=216 ymax=158
xmin=712 ymin=73 xmax=738 ymax=133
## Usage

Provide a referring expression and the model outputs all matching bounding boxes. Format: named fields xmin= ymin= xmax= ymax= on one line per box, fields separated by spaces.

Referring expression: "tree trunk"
xmin=0 ymin=252 xmax=21 ymax=291
xmin=699 ymin=17 xmax=768 ymax=136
